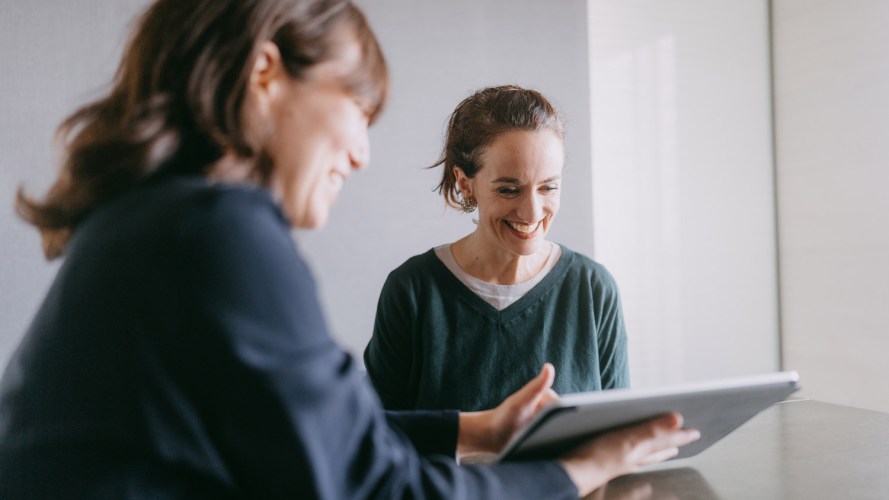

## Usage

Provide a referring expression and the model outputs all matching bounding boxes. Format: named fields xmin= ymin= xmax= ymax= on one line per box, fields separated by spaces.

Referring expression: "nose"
xmin=517 ymin=191 xmax=545 ymax=222
xmin=349 ymin=126 xmax=370 ymax=171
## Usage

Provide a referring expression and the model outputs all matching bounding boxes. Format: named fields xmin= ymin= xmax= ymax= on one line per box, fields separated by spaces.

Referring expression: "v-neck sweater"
xmin=363 ymin=245 xmax=629 ymax=412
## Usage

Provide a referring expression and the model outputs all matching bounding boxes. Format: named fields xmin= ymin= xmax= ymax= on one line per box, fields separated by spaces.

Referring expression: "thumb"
xmin=490 ymin=363 xmax=558 ymax=451
xmin=509 ymin=363 xmax=556 ymax=410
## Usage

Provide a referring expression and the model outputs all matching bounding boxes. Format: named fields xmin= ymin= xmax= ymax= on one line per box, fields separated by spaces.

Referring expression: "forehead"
xmin=302 ymin=37 xmax=362 ymax=86
xmin=478 ymin=129 xmax=565 ymax=181
xmin=301 ymin=25 xmax=387 ymax=121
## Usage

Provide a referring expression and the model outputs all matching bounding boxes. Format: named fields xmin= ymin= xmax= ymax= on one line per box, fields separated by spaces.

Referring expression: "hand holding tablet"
xmin=499 ymin=370 xmax=800 ymax=462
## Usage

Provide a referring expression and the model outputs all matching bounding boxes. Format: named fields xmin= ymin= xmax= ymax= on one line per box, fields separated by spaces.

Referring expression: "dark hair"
xmin=431 ymin=85 xmax=565 ymax=210
xmin=17 ymin=0 xmax=388 ymax=259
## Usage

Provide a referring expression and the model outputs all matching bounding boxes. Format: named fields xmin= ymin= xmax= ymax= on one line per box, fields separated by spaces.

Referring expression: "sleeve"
xmin=173 ymin=191 xmax=578 ymax=500
xmin=384 ymin=410 xmax=457 ymax=456
xmin=591 ymin=264 xmax=631 ymax=389
xmin=363 ymin=270 xmax=418 ymax=410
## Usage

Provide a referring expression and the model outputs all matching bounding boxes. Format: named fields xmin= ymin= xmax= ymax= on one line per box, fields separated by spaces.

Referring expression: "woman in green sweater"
xmin=364 ymin=85 xmax=630 ymax=412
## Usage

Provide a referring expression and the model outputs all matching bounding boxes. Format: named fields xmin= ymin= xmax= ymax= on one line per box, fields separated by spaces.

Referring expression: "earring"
xmin=459 ymin=195 xmax=477 ymax=213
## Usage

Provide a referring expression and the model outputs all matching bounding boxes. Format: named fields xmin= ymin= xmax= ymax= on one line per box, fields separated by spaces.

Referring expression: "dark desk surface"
xmin=589 ymin=399 xmax=889 ymax=500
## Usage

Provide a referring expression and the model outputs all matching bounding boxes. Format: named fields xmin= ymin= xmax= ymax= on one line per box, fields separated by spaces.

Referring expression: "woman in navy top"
xmin=0 ymin=1 xmax=698 ymax=498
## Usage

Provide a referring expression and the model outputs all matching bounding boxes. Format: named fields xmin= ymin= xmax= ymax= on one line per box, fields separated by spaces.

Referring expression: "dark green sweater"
xmin=364 ymin=246 xmax=629 ymax=412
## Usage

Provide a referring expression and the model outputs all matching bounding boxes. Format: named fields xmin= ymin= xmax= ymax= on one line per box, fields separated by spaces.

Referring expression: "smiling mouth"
xmin=505 ymin=220 xmax=541 ymax=234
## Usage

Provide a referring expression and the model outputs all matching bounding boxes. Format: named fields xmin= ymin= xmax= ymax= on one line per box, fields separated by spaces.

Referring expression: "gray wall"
xmin=4 ymin=1 xmax=884 ymax=411
xmin=299 ymin=0 xmax=596 ymax=358
xmin=0 ymin=0 xmax=595 ymax=369
xmin=0 ymin=0 xmax=149 ymax=368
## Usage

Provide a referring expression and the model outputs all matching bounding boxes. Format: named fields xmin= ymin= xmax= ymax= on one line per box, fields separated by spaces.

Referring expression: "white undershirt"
xmin=434 ymin=242 xmax=562 ymax=311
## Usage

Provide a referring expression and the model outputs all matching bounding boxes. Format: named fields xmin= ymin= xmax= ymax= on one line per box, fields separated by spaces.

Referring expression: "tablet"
xmin=496 ymin=370 xmax=800 ymax=462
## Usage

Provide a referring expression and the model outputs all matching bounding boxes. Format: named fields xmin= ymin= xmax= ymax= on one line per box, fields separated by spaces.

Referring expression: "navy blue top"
xmin=0 ymin=176 xmax=577 ymax=499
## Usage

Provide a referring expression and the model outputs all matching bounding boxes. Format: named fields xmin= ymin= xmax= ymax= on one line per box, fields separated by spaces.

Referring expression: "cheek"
xmin=547 ymin=194 xmax=561 ymax=214
xmin=479 ymin=197 xmax=506 ymax=217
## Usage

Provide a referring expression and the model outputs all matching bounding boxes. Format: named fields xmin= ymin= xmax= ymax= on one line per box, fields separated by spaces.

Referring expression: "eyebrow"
xmin=492 ymin=175 xmax=562 ymax=184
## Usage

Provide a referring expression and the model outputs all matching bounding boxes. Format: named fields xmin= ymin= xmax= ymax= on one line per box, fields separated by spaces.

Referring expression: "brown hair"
xmin=431 ymin=85 xmax=565 ymax=209
xmin=17 ymin=0 xmax=388 ymax=259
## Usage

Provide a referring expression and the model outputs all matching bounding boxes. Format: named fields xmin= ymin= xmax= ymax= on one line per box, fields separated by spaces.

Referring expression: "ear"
xmin=247 ymin=41 xmax=286 ymax=119
xmin=453 ymin=166 xmax=473 ymax=198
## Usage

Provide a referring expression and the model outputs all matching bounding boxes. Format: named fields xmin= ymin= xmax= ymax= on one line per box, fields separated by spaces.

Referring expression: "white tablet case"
xmin=497 ymin=371 xmax=800 ymax=462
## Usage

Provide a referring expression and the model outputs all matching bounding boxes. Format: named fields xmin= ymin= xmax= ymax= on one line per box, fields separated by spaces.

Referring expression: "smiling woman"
xmin=364 ymin=85 xmax=631 ymax=412
xmin=0 ymin=2 xmax=698 ymax=497
xmin=453 ymin=129 xmax=564 ymax=269
xmin=255 ymin=36 xmax=373 ymax=228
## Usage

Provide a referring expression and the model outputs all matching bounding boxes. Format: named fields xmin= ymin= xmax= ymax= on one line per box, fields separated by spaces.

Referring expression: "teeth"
xmin=506 ymin=220 xmax=538 ymax=233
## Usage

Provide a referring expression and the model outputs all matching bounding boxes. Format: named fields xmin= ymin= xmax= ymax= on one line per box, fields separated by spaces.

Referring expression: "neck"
xmin=451 ymin=232 xmax=552 ymax=285
xmin=207 ymin=154 xmax=259 ymax=184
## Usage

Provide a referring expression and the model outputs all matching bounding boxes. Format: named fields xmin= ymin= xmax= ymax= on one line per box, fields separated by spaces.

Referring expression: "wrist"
xmin=457 ymin=410 xmax=494 ymax=459
xmin=558 ymin=458 xmax=610 ymax=497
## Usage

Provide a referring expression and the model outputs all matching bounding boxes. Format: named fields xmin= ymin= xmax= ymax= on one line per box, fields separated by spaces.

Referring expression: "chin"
xmin=290 ymin=209 xmax=329 ymax=230
xmin=503 ymin=239 xmax=543 ymax=256
xmin=303 ymin=216 xmax=329 ymax=229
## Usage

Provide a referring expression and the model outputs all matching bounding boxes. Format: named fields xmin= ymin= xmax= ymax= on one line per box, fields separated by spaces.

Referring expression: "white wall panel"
xmin=773 ymin=0 xmax=889 ymax=412
xmin=588 ymin=0 xmax=780 ymax=386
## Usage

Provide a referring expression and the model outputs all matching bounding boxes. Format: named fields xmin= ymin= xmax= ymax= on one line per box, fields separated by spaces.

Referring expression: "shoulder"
xmin=154 ymin=178 xmax=292 ymax=252
xmin=124 ymin=176 xmax=308 ymax=279
xmin=165 ymin=178 xmax=322 ymax=321
xmin=558 ymin=245 xmax=621 ymax=291
xmin=383 ymin=249 xmax=440 ymax=285
xmin=68 ymin=176 xmax=292 ymax=266
xmin=167 ymin=178 xmax=288 ymax=235
xmin=87 ymin=175 xmax=289 ymax=240
xmin=375 ymin=249 xmax=446 ymax=308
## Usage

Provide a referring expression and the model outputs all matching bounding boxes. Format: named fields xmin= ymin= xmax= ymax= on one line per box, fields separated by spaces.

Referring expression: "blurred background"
xmin=1 ymin=0 xmax=887 ymax=411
